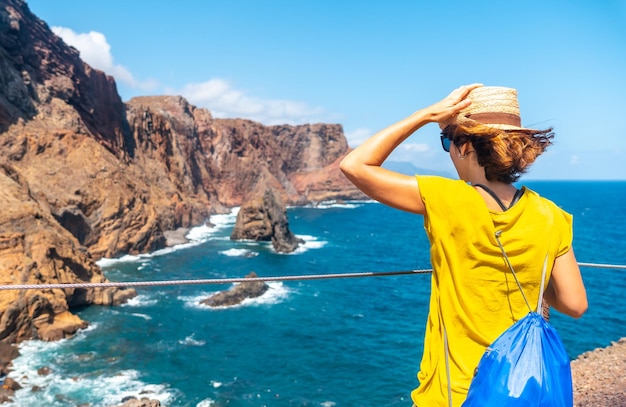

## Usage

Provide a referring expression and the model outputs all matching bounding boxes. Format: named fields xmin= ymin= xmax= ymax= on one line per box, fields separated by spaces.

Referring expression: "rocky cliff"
xmin=0 ymin=0 xmax=364 ymax=346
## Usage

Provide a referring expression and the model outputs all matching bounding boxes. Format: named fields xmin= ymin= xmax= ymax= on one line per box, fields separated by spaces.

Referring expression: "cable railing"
xmin=0 ymin=262 xmax=623 ymax=291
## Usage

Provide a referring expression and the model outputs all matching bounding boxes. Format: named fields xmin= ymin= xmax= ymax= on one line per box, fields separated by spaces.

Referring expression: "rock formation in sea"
xmin=0 ymin=0 xmax=365 ymax=350
xmin=201 ymin=272 xmax=269 ymax=307
xmin=231 ymin=185 xmax=305 ymax=253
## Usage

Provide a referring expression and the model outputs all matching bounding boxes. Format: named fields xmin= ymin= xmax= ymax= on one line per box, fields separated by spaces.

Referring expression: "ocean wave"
xmin=77 ymin=322 xmax=100 ymax=335
xmin=130 ymin=312 xmax=152 ymax=321
xmin=95 ymin=206 xmax=331 ymax=268
xmin=178 ymin=333 xmax=206 ymax=347
xmin=120 ymin=293 xmax=158 ymax=307
xmin=197 ymin=398 xmax=217 ymax=407
xmin=7 ymin=341 xmax=174 ymax=407
xmin=220 ymin=248 xmax=259 ymax=257
xmin=95 ymin=244 xmax=203 ymax=267
xmin=181 ymin=281 xmax=290 ymax=310
xmin=286 ymin=235 xmax=327 ymax=255
xmin=221 ymin=234 xmax=326 ymax=256
xmin=295 ymin=200 xmax=374 ymax=209
xmin=97 ymin=208 xmax=240 ymax=268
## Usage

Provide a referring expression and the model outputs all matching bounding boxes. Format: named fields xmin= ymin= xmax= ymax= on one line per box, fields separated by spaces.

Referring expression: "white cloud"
xmin=570 ymin=154 xmax=580 ymax=165
xmin=388 ymin=142 xmax=433 ymax=164
xmin=51 ymin=27 xmax=331 ymax=125
xmin=344 ymin=128 xmax=371 ymax=147
xmin=401 ymin=143 xmax=430 ymax=153
xmin=174 ymin=79 xmax=326 ymax=125
xmin=51 ymin=26 xmax=156 ymax=92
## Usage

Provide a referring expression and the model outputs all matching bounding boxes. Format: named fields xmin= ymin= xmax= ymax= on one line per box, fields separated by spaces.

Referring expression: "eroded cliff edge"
xmin=0 ymin=0 xmax=365 ymax=348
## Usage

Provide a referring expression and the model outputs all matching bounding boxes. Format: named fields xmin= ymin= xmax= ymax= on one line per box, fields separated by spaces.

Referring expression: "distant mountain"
xmin=382 ymin=161 xmax=455 ymax=178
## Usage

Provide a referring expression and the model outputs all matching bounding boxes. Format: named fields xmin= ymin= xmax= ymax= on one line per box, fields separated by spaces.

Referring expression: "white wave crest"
xmin=178 ymin=333 xmax=206 ymax=347
xmin=182 ymin=281 xmax=289 ymax=310
xmin=283 ymin=235 xmax=327 ymax=255
xmin=121 ymin=293 xmax=158 ymax=307
xmin=130 ymin=313 xmax=152 ymax=321
xmin=7 ymin=341 xmax=174 ymax=407
xmin=296 ymin=200 xmax=373 ymax=209
xmin=97 ymin=208 xmax=241 ymax=268
xmin=220 ymin=248 xmax=258 ymax=257
xmin=197 ymin=398 xmax=217 ymax=407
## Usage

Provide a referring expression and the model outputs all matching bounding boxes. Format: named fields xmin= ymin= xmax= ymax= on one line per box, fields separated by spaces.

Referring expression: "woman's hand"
xmin=339 ymin=83 xmax=483 ymax=215
xmin=424 ymin=83 xmax=483 ymax=124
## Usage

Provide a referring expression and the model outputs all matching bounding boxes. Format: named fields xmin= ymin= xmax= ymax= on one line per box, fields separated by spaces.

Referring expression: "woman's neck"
xmin=470 ymin=180 xmax=519 ymax=211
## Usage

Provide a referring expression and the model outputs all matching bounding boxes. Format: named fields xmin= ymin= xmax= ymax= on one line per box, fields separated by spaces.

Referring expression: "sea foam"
xmin=296 ymin=200 xmax=370 ymax=209
xmin=7 ymin=340 xmax=174 ymax=407
xmin=121 ymin=293 xmax=158 ymax=307
xmin=220 ymin=248 xmax=258 ymax=257
xmin=288 ymin=234 xmax=327 ymax=255
xmin=197 ymin=398 xmax=217 ymax=407
xmin=178 ymin=333 xmax=206 ymax=347
xmin=181 ymin=281 xmax=290 ymax=310
xmin=97 ymin=208 xmax=240 ymax=268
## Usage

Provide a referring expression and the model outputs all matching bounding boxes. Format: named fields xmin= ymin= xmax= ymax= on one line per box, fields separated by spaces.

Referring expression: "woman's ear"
xmin=458 ymin=141 xmax=472 ymax=156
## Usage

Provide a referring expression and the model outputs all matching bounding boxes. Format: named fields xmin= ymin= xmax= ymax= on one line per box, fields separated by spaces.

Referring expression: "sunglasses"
xmin=440 ymin=133 xmax=452 ymax=152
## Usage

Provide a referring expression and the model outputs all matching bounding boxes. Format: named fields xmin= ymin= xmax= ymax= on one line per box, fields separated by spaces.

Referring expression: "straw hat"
xmin=440 ymin=86 xmax=534 ymax=131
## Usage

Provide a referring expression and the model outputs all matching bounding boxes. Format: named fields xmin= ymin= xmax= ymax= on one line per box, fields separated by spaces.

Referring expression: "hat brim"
xmin=439 ymin=117 xmax=536 ymax=132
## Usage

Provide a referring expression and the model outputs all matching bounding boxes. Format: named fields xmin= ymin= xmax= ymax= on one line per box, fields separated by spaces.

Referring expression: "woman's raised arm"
xmin=339 ymin=84 xmax=482 ymax=214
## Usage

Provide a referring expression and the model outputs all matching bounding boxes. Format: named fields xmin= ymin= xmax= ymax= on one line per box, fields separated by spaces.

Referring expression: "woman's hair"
xmin=443 ymin=123 xmax=554 ymax=183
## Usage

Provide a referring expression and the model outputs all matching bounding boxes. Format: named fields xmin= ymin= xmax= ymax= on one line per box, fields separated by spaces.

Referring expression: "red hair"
xmin=443 ymin=123 xmax=554 ymax=183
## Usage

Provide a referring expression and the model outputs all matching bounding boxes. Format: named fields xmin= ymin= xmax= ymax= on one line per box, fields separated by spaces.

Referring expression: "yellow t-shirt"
xmin=411 ymin=176 xmax=573 ymax=407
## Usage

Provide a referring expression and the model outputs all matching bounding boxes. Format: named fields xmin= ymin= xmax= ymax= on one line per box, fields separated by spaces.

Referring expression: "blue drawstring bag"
xmin=444 ymin=231 xmax=574 ymax=407
xmin=461 ymin=311 xmax=572 ymax=406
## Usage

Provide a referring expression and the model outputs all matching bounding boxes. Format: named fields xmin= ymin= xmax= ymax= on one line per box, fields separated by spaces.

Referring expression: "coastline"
xmin=571 ymin=337 xmax=626 ymax=406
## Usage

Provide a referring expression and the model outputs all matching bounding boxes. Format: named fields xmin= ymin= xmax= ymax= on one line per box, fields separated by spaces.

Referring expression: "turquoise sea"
xmin=6 ymin=181 xmax=626 ymax=407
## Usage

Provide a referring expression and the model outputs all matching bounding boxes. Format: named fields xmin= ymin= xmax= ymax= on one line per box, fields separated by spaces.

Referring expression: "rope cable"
xmin=0 ymin=261 xmax=622 ymax=291
xmin=0 ymin=269 xmax=432 ymax=291
xmin=577 ymin=262 xmax=626 ymax=269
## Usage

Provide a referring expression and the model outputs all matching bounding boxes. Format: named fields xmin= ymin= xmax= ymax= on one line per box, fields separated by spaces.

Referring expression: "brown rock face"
xmin=0 ymin=163 xmax=136 ymax=345
xmin=231 ymin=185 xmax=304 ymax=253
xmin=200 ymin=272 xmax=269 ymax=307
xmin=0 ymin=0 xmax=131 ymax=156
xmin=198 ymin=118 xmax=360 ymax=207
xmin=0 ymin=0 xmax=365 ymax=347
xmin=0 ymin=341 xmax=18 ymax=378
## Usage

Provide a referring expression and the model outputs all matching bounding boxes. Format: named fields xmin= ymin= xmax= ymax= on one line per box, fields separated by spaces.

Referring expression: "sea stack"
xmin=230 ymin=185 xmax=304 ymax=253
xmin=200 ymin=272 xmax=269 ymax=307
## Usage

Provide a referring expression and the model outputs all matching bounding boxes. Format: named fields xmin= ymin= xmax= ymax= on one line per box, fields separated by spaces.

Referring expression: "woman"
xmin=339 ymin=84 xmax=588 ymax=406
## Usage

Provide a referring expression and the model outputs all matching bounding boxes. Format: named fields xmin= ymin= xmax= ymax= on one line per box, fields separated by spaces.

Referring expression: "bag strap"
xmin=537 ymin=255 xmax=549 ymax=312
xmin=494 ymin=230 xmax=533 ymax=313
xmin=494 ymin=230 xmax=548 ymax=313
xmin=440 ymin=298 xmax=454 ymax=407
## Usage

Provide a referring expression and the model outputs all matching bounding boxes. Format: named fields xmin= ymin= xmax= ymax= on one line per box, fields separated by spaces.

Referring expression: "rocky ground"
xmin=571 ymin=337 xmax=626 ymax=406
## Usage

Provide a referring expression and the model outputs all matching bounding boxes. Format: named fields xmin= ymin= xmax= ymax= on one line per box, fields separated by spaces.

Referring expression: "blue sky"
xmin=26 ymin=0 xmax=626 ymax=180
